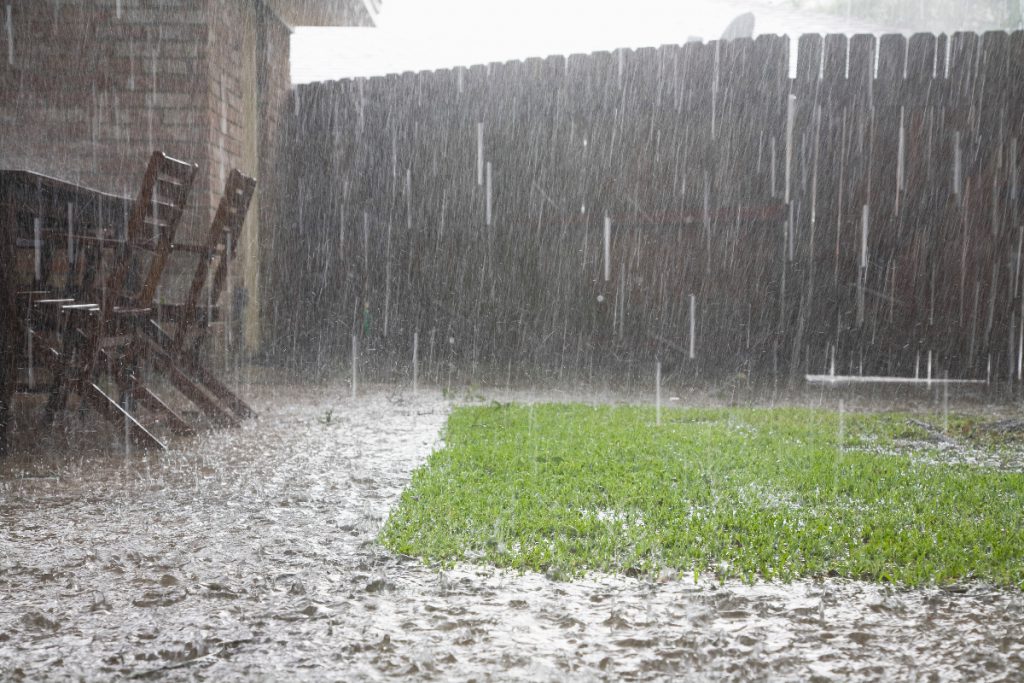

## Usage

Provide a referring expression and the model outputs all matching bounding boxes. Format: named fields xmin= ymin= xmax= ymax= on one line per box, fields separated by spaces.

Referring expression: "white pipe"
xmin=806 ymin=374 xmax=986 ymax=385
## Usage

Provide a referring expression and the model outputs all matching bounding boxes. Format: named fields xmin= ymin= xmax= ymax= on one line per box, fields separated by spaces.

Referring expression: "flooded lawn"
xmin=1 ymin=385 xmax=1023 ymax=680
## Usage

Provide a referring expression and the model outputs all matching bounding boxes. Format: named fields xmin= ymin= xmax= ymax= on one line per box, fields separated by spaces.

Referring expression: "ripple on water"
xmin=1 ymin=386 xmax=1023 ymax=681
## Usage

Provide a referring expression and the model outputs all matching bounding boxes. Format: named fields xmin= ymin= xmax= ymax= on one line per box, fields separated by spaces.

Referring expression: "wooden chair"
xmin=16 ymin=156 xmax=257 ymax=450
xmin=33 ymin=151 xmax=199 ymax=450
xmin=144 ymin=168 xmax=258 ymax=425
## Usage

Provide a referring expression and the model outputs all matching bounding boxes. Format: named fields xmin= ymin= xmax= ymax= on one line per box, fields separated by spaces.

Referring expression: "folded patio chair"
xmin=130 ymin=168 xmax=257 ymax=428
xmin=33 ymin=151 xmax=200 ymax=450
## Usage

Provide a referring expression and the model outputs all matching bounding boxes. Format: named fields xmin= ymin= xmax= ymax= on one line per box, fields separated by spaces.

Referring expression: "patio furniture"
xmin=3 ymin=154 xmax=196 ymax=450
xmin=17 ymin=152 xmax=200 ymax=449
xmin=146 ymin=168 xmax=258 ymax=424
xmin=0 ymin=168 xmax=136 ymax=454
xmin=1 ymin=154 xmax=259 ymax=454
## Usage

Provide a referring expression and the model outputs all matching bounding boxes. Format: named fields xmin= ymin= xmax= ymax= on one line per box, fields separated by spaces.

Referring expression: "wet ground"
xmin=2 ymin=384 xmax=1023 ymax=681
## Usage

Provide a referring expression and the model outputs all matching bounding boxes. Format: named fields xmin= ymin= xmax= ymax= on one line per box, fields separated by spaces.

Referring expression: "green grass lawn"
xmin=380 ymin=403 xmax=1024 ymax=588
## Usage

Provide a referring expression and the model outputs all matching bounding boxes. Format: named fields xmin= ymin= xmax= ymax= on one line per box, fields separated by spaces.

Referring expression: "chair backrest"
xmin=105 ymin=151 xmax=198 ymax=310
xmin=172 ymin=169 xmax=256 ymax=357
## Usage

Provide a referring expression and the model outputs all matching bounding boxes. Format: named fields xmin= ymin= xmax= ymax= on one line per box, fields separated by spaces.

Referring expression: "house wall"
xmin=0 ymin=0 xmax=292 ymax=352
xmin=0 ymin=0 xmax=211 ymax=239
xmin=205 ymin=0 xmax=291 ymax=351
xmin=253 ymin=3 xmax=292 ymax=354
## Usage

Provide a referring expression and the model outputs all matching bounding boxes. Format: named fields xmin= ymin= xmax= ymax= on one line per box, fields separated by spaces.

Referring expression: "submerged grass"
xmin=380 ymin=404 xmax=1024 ymax=588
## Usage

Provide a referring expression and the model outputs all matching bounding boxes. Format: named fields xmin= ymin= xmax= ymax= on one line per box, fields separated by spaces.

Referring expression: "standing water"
xmin=1 ymin=387 xmax=1022 ymax=680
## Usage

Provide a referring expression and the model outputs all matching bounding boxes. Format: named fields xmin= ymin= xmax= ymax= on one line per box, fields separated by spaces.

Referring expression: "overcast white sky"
xmin=291 ymin=0 xmax=846 ymax=82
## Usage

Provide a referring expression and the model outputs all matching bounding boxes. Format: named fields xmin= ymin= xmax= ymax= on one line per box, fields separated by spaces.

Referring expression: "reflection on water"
xmin=1 ymin=386 xmax=1022 ymax=680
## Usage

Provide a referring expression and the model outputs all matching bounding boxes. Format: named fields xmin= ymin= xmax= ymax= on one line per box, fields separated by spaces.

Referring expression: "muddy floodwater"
xmin=2 ymin=384 xmax=1023 ymax=681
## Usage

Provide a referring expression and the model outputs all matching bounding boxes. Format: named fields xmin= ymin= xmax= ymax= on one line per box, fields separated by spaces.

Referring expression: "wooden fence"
xmin=267 ymin=31 xmax=1024 ymax=386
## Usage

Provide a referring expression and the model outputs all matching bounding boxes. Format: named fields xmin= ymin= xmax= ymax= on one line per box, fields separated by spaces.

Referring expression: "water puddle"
xmin=1 ymin=386 xmax=1022 ymax=680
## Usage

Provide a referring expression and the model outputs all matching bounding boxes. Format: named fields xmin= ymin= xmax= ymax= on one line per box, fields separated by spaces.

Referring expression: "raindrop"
xmin=937 ymin=384 xmax=952 ymax=444
xmin=784 ymin=94 xmax=796 ymax=204
xmin=66 ymin=202 xmax=75 ymax=265
xmin=860 ymin=204 xmax=869 ymax=270
xmin=688 ymin=293 xmax=696 ymax=360
xmin=225 ymin=231 xmax=233 ymax=371
xmin=838 ymin=399 xmax=845 ymax=451
xmin=896 ymin=106 xmax=906 ymax=196
xmin=711 ymin=42 xmax=720 ymax=140
xmin=391 ymin=127 xmax=397 ymax=180
xmin=810 ymin=104 xmax=821 ymax=226
xmin=383 ymin=220 xmax=392 ymax=336
xmin=128 ymin=38 xmax=135 ymax=90
xmin=603 ymin=213 xmax=611 ymax=282
xmin=206 ymin=254 xmax=213 ymax=332
xmin=24 ymin=312 xmax=33 ymax=391
xmin=405 ymin=168 xmax=412 ymax=231
xmin=953 ymin=130 xmax=962 ymax=198
xmin=1018 ymin=307 xmax=1023 ymax=381
xmin=787 ymin=202 xmax=795 ymax=262
xmin=339 ymin=201 xmax=346 ymax=262
xmin=357 ymin=79 xmax=365 ymax=130
xmin=351 ymin=334 xmax=358 ymax=398
xmin=476 ymin=122 xmax=484 ymax=186
xmin=1011 ymin=137 xmax=1019 ymax=202
xmin=33 ymin=217 xmax=42 ymax=281
xmin=412 ymin=331 xmax=419 ymax=394
xmin=485 ymin=161 xmax=493 ymax=226
xmin=655 ymin=361 xmax=662 ymax=426
xmin=5 ymin=3 xmax=12 ymax=66
xmin=123 ymin=397 xmax=131 ymax=457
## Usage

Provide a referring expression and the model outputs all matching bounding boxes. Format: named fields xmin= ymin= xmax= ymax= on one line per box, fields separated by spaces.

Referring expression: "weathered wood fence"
xmin=268 ymin=31 xmax=1024 ymax=386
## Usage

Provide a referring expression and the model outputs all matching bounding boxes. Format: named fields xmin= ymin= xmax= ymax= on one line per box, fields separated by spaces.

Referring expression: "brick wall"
xmin=254 ymin=5 xmax=292 ymax=351
xmin=0 ymin=0 xmax=211 ymax=243
xmin=208 ymin=0 xmax=248 ymax=209
xmin=0 ymin=0 xmax=293 ymax=349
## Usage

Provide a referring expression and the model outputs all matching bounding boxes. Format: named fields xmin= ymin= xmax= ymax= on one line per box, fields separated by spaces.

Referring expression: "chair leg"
xmin=131 ymin=385 xmax=196 ymax=437
xmin=145 ymin=338 xmax=240 ymax=428
xmin=40 ymin=308 xmax=89 ymax=424
xmin=185 ymin=358 xmax=257 ymax=420
xmin=39 ymin=331 xmax=73 ymax=425
xmin=80 ymin=381 xmax=166 ymax=451
xmin=100 ymin=347 xmax=196 ymax=437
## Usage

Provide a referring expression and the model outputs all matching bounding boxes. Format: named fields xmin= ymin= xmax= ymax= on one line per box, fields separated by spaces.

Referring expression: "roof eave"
xmin=264 ymin=0 xmax=378 ymax=27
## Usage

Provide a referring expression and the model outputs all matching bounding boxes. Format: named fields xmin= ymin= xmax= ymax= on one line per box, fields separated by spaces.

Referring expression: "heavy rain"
xmin=2 ymin=0 xmax=1024 ymax=680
